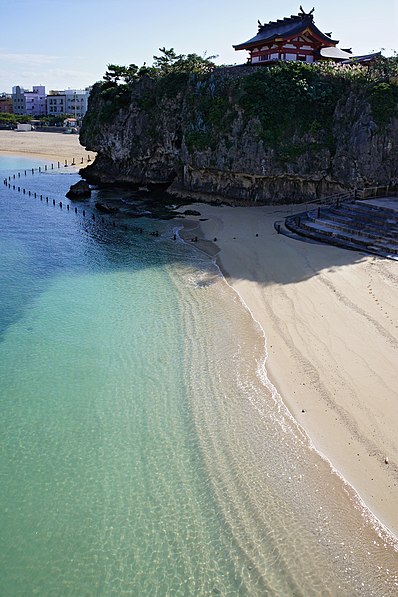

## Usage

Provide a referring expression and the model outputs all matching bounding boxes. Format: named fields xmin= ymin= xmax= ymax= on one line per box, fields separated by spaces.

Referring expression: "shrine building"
xmin=233 ymin=6 xmax=354 ymax=65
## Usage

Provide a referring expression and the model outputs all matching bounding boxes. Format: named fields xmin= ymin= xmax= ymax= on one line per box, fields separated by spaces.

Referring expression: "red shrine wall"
xmin=250 ymin=42 xmax=317 ymax=64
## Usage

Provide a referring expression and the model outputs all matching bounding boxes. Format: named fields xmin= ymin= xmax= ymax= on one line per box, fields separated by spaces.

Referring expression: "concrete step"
xmin=327 ymin=205 xmax=398 ymax=225
xmin=284 ymin=198 xmax=398 ymax=260
xmin=296 ymin=220 xmax=398 ymax=255
xmin=328 ymin=205 xmax=398 ymax=227
xmin=308 ymin=216 xmax=398 ymax=241
xmin=355 ymin=199 xmax=398 ymax=216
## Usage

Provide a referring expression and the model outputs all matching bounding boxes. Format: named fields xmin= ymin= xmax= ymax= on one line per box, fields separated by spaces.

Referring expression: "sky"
xmin=0 ymin=0 xmax=397 ymax=92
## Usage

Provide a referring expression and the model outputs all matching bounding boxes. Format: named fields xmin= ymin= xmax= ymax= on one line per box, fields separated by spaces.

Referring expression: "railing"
xmin=305 ymin=184 xmax=398 ymax=208
xmin=355 ymin=185 xmax=398 ymax=199
xmin=304 ymin=189 xmax=356 ymax=207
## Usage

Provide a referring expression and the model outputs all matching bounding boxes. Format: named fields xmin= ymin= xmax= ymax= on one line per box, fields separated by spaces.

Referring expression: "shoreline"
xmin=180 ymin=203 xmax=398 ymax=541
xmin=2 ymin=130 xmax=397 ymax=541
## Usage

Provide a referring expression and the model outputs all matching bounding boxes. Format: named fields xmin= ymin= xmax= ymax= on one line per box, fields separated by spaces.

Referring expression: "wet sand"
xmin=181 ymin=203 xmax=398 ymax=540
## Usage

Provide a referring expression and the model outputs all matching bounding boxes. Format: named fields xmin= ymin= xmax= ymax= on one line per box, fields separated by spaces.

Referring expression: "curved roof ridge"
xmin=234 ymin=10 xmax=339 ymax=51
xmin=260 ymin=13 xmax=302 ymax=31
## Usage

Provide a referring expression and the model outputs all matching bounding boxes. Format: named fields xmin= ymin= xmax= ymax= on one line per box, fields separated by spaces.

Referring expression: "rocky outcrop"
xmin=79 ymin=67 xmax=398 ymax=204
xmin=66 ymin=180 xmax=91 ymax=199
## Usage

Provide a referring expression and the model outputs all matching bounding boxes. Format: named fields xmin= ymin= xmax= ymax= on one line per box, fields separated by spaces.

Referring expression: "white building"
xmin=46 ymin=92 xmax=66 ymax=115
xmin=46 ymin=88 xmax=91 ymax=119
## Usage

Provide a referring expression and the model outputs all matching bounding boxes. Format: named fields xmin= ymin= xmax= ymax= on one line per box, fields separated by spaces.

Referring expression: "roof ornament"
xmin=299 ymin=6 xmax=315 ymax=19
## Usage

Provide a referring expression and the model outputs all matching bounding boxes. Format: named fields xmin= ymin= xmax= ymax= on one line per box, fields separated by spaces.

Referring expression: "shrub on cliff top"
xmin=86 ymin=53 xmax=398 ymax=142
xmin=368 ymin=81 xmax=398 ymax=126
xmin=152 ymin=48 xmax=217 ymax=76
xmin=235 ymin=61 xmax=350 ymax=145
xmin=102 ymin=48 xmax=217 ymax=85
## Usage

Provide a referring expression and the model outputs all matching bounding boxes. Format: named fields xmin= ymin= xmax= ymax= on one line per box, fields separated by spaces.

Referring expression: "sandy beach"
xmin=0 ymin=130 xmax=94 ymax=163
xmin=2 ymin=129 xmax=397 ymax=541
xmin=182 ymin=203 xmax=398 ymax=539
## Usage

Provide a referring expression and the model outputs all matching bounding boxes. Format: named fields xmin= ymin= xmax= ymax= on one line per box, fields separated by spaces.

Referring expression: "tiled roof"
xmin=233 ymin=11 xmax=338 ymax=50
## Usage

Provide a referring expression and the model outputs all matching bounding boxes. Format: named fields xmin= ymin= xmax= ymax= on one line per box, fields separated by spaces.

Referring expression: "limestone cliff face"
xmin=80 ymin=67 xmax=398 ymax=203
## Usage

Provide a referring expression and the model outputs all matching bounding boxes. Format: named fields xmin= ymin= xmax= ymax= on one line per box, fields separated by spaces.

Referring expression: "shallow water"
xmin=0 ymin=155 xmax=397 ymax=595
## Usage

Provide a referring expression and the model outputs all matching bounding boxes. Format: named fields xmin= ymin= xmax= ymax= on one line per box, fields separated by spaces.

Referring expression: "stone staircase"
xmin=284 ymin=198 xmax=398 ymax=260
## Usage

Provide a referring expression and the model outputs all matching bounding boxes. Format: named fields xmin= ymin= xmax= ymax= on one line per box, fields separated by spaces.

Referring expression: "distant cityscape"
xmin=0 ymin=85 xmax=92 ymax=121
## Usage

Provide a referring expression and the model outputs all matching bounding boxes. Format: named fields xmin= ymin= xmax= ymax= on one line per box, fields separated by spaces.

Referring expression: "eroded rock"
xmin=66 ymin=180 xmax=91 ymax=199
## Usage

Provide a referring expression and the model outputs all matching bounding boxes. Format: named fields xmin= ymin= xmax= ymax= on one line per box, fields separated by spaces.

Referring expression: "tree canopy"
xmin=103 ymin=48 xmax=217 ymax=84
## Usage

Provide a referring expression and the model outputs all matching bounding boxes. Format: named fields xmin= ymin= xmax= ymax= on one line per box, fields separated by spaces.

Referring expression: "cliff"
xmin=80 ymin=62 xmax=398 ymax=204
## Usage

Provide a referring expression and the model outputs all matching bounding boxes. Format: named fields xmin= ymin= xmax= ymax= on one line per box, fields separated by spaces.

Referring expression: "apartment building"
xmin=0 ymin=93 xmax=13 ymax=113
xmin=12 ymin=85 xmax=46 ymax=116
xmin=10 ymin=85 xmax=91 ymax=119
xmin=47 ymin=88 xmax=90 ymax=119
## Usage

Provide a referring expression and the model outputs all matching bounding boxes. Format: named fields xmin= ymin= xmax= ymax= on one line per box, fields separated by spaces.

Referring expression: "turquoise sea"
xmin=0 ymin=154 xmax=397 ymax=596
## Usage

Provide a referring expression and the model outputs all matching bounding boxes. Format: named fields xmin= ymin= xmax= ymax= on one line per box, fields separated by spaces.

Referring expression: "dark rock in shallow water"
xmin=95 ymin=202 xmax=118 ymax=214
xmin=66 ymin=180 xmax=91 ymax=199
xmin=184 ymin=209 xmax=201 ymax=216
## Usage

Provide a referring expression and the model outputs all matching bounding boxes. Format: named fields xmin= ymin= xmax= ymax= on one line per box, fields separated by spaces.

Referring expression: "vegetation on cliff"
xmin=84 ymin=51 xmax=398 ymax=144
xmin=103 ymin=48 xmax=217 ymax=83
xmin=80 ymin=51 xmax=398 ymax=202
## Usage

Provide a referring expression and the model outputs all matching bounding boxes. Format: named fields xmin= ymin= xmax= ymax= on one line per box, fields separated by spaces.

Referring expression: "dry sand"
xmin=0 ymin=130 xmax=94 ymax=163
xmin=182 ymin=203 xmax=398 ymax=539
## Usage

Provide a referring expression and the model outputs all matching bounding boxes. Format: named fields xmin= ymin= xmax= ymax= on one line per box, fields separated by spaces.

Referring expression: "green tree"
xmin=103 ymin=64 xmax=127 ymax=84
xmin=152 ymin=47 xmax=182 ymax=74
xmin=101 ymin=48 xmax=217 ymax=88
xmin=153 ymin=47 xmax=217 ymax=76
